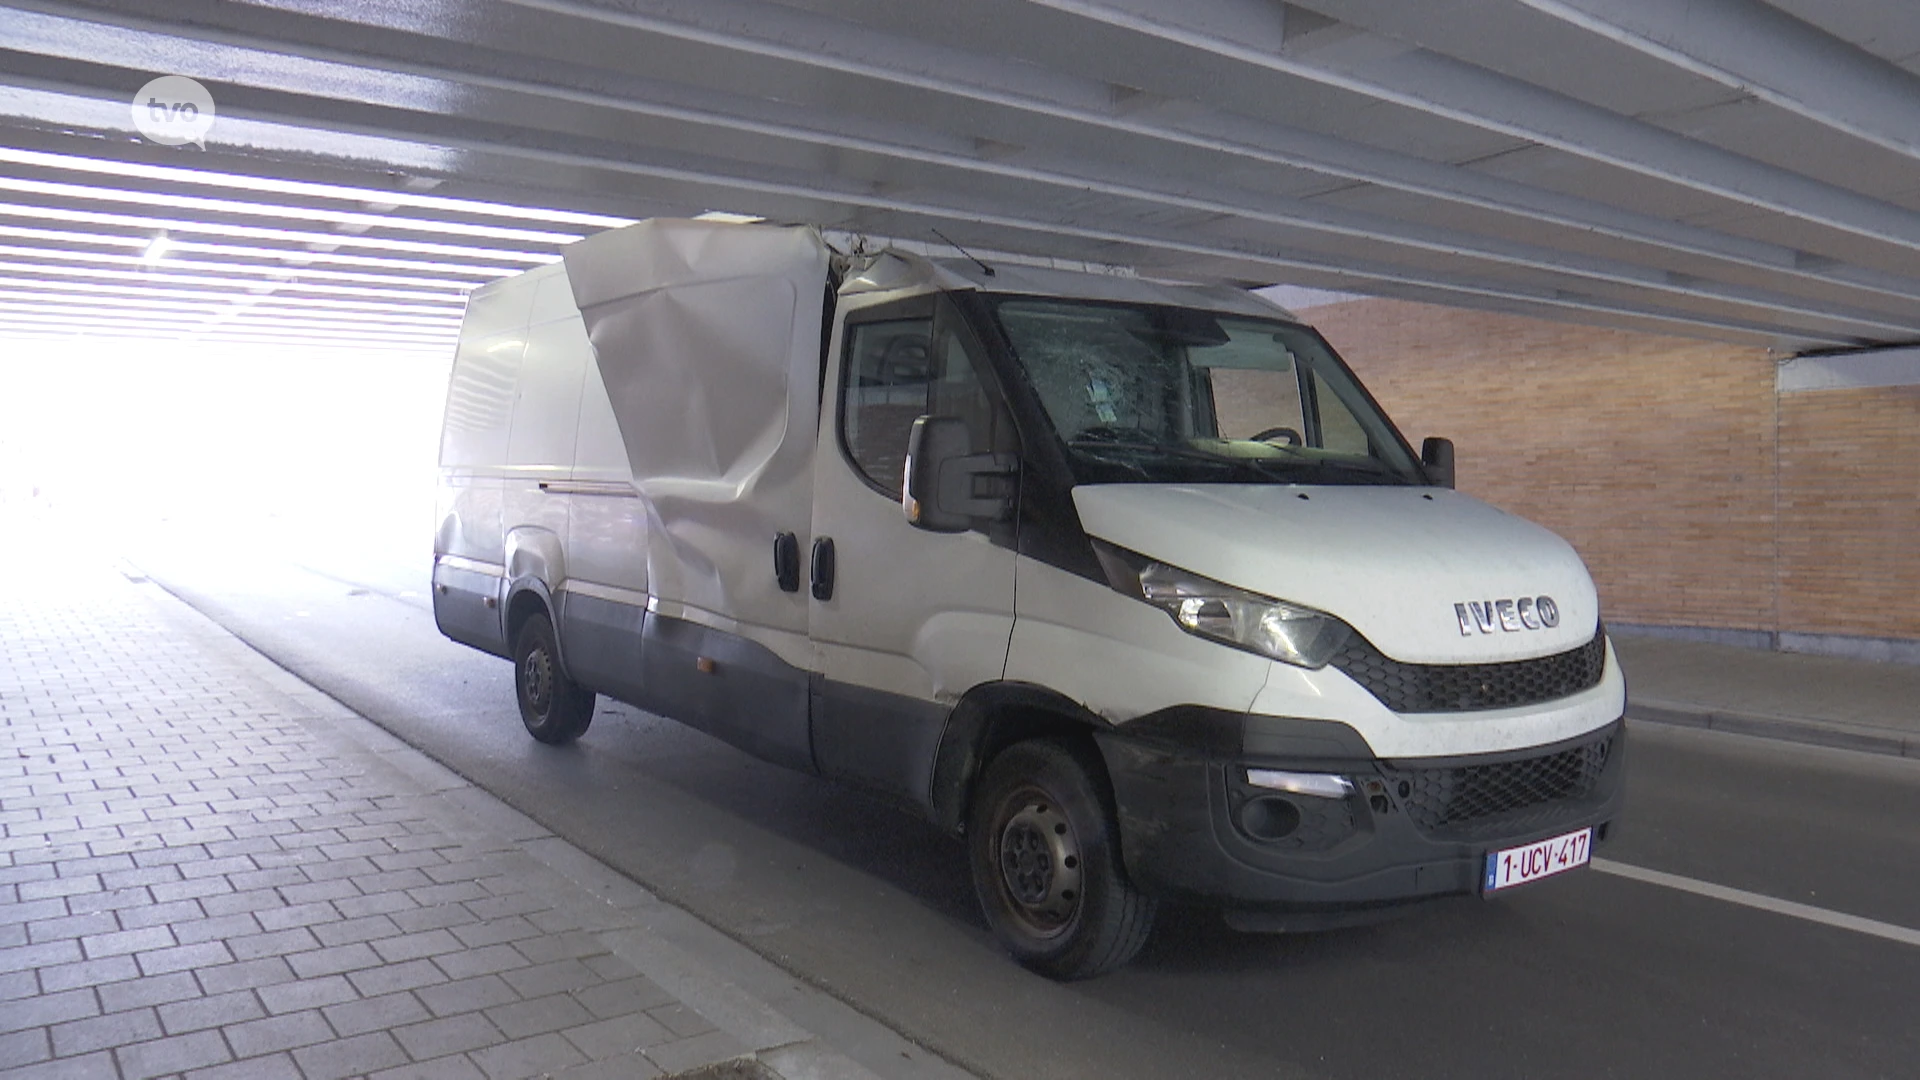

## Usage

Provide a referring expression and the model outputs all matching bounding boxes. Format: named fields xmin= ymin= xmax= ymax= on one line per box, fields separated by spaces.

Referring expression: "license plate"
xmin=1484 ymin=827 xmax=1593 ymax=893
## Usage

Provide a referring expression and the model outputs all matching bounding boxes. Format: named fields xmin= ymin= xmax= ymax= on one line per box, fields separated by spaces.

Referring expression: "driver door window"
xmin=841 ymin=304 xmax=1009 ymax=497
xmin=842 ymin=317 xmax=933 ymax=493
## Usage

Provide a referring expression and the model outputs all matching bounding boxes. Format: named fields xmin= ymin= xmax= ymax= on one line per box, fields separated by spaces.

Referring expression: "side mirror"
xmin=903 ymin=416 xmax=1017 ymax=532
xmin=1421 ymin=436 xmax=1456 ymax=490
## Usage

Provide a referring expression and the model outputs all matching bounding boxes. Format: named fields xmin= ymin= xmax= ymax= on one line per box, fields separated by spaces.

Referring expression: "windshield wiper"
xmin=1064 ymin=442 xmax=1159 ymax=480
xmin=1066 ymin=435 xmax=1275 ymax=481
xmin=1067 ymin=433 xmax=1415 ymax=486
xmin=1237 ymin=455 xmax=1410 ymax=485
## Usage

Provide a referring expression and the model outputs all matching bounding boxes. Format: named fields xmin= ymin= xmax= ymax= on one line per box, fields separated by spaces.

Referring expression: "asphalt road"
xmin=128 ymin=519 xmax=1920 ymax=1080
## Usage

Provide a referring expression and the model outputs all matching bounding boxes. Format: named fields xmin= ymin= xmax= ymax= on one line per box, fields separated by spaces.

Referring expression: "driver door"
xmin=807 ymin=295 xmax=1018 ymax=804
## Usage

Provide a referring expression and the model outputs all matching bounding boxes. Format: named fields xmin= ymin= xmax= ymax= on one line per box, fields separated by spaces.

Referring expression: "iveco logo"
xmin=1455 ymin=597 xmax=1559 ymax=637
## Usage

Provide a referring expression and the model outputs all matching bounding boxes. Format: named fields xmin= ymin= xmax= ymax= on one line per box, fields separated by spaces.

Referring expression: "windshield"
xmin=987 ymin=296 xmax=1424 ymax=486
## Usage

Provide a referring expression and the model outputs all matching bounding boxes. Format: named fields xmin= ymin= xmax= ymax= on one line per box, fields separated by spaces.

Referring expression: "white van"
xmin=433 ymin=219 xmax=1625 ymax=978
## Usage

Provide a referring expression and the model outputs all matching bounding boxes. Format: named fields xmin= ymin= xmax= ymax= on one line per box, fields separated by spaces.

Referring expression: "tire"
xmin=968 ymin=738 xmax=1157 ymax=979
xmin=512 ymin=613 xmax=595 ymax=745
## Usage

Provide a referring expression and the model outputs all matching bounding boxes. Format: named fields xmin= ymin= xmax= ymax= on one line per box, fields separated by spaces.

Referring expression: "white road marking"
xmin=1592 ymin=858 xmax=1920 ymax=948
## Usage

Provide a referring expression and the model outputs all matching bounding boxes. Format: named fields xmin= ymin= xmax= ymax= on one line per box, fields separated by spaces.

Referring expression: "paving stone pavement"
xmin=0 ymin=529 xmax=933 ymax=1080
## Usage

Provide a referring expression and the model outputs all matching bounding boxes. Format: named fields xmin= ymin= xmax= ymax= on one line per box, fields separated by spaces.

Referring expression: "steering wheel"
xmin=1250 ymin=426 xmax=1303 ymax=446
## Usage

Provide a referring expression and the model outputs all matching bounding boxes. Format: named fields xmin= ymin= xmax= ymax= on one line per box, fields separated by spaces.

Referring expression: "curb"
xmin=1627 ymin=699 xmax=1919 ymax=759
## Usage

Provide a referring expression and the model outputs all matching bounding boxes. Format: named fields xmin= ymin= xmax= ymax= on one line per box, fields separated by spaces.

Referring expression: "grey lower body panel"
xmin=811 ymin=678 xmax=949 ymax=811
xmin=553 ymin=593 xmax=949 ymax=795
xmin=637 ymin=613 xmax=816 ymax=775
xmin=432 ymin=561 xmax=507 ymax=659
xmin=557 ymin=592 xmax=648 ymax=705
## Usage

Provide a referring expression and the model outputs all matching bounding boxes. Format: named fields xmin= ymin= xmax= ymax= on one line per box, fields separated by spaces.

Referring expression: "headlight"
xmin=1092 ymin=541 xmax=1352 ymax=668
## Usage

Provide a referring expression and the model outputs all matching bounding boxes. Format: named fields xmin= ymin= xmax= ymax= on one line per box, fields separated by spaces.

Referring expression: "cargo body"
xmin=434 ymin=220 xmax=1625 ymax=978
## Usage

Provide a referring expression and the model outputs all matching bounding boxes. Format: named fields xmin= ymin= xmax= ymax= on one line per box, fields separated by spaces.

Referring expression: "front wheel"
xmin=513 ymin=613 xmax=595 ymax=744
xmin=968 ymin=739 xmax=1156 ymax=979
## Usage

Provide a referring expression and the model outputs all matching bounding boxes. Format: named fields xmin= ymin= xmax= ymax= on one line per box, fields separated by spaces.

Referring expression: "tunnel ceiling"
xmin=0 ymin=0 xmax=1918 ymax=356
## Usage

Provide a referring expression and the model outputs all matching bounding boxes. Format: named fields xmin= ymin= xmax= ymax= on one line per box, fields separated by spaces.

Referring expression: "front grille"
xmin=1383 ymin=731 xmax=1614 ymax=838
xmin=1331 ymin=629 xmax=1606 ymax=714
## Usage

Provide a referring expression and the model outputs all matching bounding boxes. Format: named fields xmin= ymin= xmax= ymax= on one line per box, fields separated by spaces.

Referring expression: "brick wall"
xmin=1777 ymin=385 xmax=1920 ymax=639
xmin=1300 ymin=297 xmax=1918 ymax=644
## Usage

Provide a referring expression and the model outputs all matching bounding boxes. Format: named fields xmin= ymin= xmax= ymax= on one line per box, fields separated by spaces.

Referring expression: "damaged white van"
xmin=433 ymin=219 xmax=1625 ymax=979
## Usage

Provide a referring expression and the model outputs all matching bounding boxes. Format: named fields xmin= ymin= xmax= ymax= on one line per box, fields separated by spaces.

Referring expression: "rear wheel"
xmin=513 ymin=613 xmax=594 ymax=744
xmin=968 ymin=738 xmax=1156 ymax=979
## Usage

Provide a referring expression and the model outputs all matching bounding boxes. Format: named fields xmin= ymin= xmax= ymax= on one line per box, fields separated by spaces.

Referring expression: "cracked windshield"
xmin=991 ymin=297 xmax=1423 ymax=485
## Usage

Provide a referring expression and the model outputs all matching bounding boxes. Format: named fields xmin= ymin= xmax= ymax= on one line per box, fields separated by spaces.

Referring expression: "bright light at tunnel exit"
xmin=0 ymin=337 xmax=454 ymax=551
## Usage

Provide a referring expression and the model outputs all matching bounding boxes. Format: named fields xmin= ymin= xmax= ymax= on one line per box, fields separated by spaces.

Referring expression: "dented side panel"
xmin=563 ymin=221 xmax=830 ymax=646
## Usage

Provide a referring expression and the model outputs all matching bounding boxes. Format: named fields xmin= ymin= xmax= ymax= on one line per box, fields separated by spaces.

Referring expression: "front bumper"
xmin=1095 ymin=710 xmax=1626 ymax=915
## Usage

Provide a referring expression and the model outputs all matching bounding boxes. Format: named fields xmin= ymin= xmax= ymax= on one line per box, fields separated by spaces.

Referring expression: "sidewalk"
xmin=1615 ymin=632 xmax=1920 ymax=758
xmin=0 ymin=532 xmax=968 ymax=1080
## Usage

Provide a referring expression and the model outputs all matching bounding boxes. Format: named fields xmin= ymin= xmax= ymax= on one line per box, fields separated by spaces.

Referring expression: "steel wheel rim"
xmin=521 ymin=645 xmax=552 ymax=713
xmin=995 ymin=791 xmax=1083 ymax=935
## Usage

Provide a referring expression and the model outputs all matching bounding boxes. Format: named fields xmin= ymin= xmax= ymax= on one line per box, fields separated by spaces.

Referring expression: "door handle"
xmin=810 ymin=536 xmax=835 ymax=601
xmin=773 ymin=531 xmax=800 ymax=593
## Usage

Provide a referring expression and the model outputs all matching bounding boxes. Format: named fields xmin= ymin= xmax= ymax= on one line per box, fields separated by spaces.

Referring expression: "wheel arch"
xmin=504 ymin=578 xmax=582 ymax=684
xmin=928 ymin=681 xmax=1111 ymax=836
